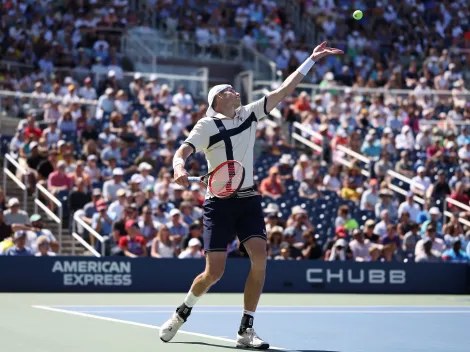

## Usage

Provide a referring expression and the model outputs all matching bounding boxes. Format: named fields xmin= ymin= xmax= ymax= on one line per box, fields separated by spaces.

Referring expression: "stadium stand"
xmin=0 ymin=0 xmax=469 ymax=264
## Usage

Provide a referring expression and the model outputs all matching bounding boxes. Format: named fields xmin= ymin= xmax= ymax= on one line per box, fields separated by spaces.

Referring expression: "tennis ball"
xmin=353 ymin=10 xmax=363 ymax=20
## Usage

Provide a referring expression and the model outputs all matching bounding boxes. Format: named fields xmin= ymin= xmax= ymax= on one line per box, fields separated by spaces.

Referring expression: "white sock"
xmin=183 ymin=291 xmax=200 ymax=308
xmin=243 ymin=309 xmax=256 ymax=317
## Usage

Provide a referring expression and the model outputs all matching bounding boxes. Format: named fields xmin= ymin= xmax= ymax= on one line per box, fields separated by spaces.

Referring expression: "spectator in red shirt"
xmin=47 ymin=160 xmax=73 ymax=196
xmin=259 ymin=167 xmax=285 ymax=199
xmin=118 ymin=220 xmax=147 ymax=258
xmin=449 ymin=182 xmax=470 ymax=212
xmin=426 ymin=138 xmax=443 ymax=159
xmin=24 ymin=114 xmax=42 ymax=140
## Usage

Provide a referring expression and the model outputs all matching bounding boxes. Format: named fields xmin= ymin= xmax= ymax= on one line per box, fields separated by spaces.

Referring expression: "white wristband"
xmin=173 ymin=157 xmax=185 ymax=169
xmin=297 ymin=58 xmax=315 ymax=76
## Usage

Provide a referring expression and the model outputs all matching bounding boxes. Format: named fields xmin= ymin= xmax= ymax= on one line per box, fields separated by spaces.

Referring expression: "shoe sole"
xmin=236 ymin=343 xmax=270 ymax=350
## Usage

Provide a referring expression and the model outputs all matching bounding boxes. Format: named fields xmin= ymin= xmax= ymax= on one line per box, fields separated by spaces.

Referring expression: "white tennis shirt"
xmin=184 ymin=97 xmax=269 ymax=197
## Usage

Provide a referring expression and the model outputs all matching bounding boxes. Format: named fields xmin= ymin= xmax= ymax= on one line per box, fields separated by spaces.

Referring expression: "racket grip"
xmin=187 ymin=176 xmax=201 ymax=182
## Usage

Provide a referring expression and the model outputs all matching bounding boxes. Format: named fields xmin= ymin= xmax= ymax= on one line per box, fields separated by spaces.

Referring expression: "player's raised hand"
xmin=174 ymin=165 xmax=190 ymax=188
xmin=311 ymin=41 xmax=344 ymax=61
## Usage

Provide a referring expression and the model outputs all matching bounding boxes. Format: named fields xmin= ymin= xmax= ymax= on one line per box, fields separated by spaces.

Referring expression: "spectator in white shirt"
xmin=415 ymin=224 xmax=446 ymax=258
xmin=349 ymin=229 xmax=372 ymax=262
xmin=395 ymin=125 xmax=415 ymax=150
xmin=411 ymin=166 xmax=432 ymax=196
xmin=172 ymin=86 xmax=193 ymax=112
xmin=458 ymin=142 xmax=470 ymax=162
xmin=79 ymin=77 xmax=97 ymax=100
xmin=374 ymin=209 xmax=391 ymax=238
xmin=108 ymin=189 xmax=128 ymax=219
xmin=102 ymin=168 xmax=127 ymax=202
xmin=96 ymin=88 xmax=115 ymax=119
xmin=137 ymin=162 xmax=155 ymax=191
xmin=293 ymin=155 xmax=313 ymax=182
xmin=398 ymin=191 xmax=421 ymax=223
xmin=178 ymin=238 xmax=203 ymax=259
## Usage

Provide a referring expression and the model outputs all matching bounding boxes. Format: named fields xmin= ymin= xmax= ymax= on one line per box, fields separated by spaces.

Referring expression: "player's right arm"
xmin=173 ymin=118 xmax=211 ymax=187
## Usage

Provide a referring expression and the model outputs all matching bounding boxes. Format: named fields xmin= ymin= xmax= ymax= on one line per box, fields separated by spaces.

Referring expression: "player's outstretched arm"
xmin=265 ymin=41 xmax=343 ymax=113
xmin=173 ymin=144 xmax=194 ymax=188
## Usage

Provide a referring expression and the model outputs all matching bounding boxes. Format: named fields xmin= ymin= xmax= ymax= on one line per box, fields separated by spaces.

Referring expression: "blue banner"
xmin=0 ymin=257 xmax=468 ymax=294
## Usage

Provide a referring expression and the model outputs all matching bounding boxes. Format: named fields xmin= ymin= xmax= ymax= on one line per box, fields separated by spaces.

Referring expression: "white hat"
xmin=419 ymin=77 xmax=427 ymax=83
xmin=206 ymin=84 xmax=232 ymax=117
xmin=108 ymin=70 xmax=116 ymax=78
xmin=174 ymin=184 xmax=185 ymax=191
xmin=130 ymin=174 xmax=143 ymax=183
xmin=325 ymin=72 xmax=334 ymax=81
xmin=429 ymin=207 xmax=441 ymax=215
xmin=335 ymin=238 xmax=347 ymax=247
xmin=292 ymin=205 xmax=307 ymax=215
xmin=299 ymin=154 xmax=309 ymax=162
xmin=169 ymin=208 xmax=181 ymax=217
xmin=190 ymin=184 xmax=200 ymax=191
xmin=105 ymin=88 xmax=114 ymax=95
xmin=64 ymin=77 xmax=73 ymax=84
xmin=446 ymin=141 xmax=455 ymax=149
xmin=112 ymin=167 xmax=124 ymax=176
xmin=417 ymin=166 xmax=426 ymax=173
xmin=138 ymin=162 xmax=152 ymax=171
xmin=8 ymin=198 xmax=19 ymax=207
xmin=279 ymin=154 xmax=293 ymax=165
xmin=87 ymin=155 xmax=97 ymax=161
xmin=188 ymin=238 xmax=201 ymax=247
xmin=134 ymin=72 xmax=142 ymax=80
xmin=149 ymin=74 xmax=157 ymax=81
xmin=29 ymin=141 xmax=38 ymax=149
xmin=57 ymin=160 xmax=66 ymax=168
xmin=57 ymin=140 xmax=66 ymax=147
xmin=263 ymin=203 xmax=280 ymax=213
xmin=383 ymin=127 xmax=392 ymax=134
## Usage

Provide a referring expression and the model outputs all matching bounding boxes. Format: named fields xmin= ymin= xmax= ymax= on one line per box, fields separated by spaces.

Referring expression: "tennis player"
xmin=160 ymin=42 xmax=343 ymax=349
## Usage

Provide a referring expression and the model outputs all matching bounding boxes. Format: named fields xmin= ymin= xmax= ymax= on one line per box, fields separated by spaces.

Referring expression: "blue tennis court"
xmin=34 ymin=304 xmax=470 ymax=352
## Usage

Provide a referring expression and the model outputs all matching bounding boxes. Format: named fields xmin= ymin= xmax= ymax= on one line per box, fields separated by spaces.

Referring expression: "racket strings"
xmin=210 ymin=161 xmax=244 ymax=198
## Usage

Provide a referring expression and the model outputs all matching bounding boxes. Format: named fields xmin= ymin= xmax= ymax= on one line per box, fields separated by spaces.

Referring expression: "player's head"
xmin=206 ymin=84 xmax=241 ymax=117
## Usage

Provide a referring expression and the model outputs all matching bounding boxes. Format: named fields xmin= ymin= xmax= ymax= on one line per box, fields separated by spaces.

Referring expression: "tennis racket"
xmin=188 ymin=160 xmax=245 ymax=199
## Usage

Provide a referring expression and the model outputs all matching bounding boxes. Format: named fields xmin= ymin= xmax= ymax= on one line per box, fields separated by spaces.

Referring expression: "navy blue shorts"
xmin=202 ymin=195 xmax=267 ymax=253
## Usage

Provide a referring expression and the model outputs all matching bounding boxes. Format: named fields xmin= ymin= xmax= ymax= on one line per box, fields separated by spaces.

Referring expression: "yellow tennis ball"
xmin=353 ymin=10 xmax=363 ymax=20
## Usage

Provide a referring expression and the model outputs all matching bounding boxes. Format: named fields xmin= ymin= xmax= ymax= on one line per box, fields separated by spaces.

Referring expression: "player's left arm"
xmin=265 ymin=42 xmax=343 ymax=113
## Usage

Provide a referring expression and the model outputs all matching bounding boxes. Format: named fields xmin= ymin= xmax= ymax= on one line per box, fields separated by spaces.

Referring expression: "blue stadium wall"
xmin=1 ymin=257 xmax=469 ymax=294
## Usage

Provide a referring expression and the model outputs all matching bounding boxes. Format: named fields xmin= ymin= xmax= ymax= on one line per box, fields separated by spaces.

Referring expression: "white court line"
xmin=32 ymin=305 xmax=293 ymax=351
xmin=58 ymin=310 xmax=470 ymax=314
xmin=49 ymin=304 xmax=470 ymax=308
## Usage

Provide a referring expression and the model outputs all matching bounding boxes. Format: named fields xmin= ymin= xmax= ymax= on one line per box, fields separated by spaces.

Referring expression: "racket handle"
xmin=187 ymin=176 xmax=201 ymax=182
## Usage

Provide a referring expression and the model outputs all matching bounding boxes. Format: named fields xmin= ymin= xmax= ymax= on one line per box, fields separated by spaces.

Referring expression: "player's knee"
xmin=205 ymin=267 xmax=225 ymax=284
xmin=250 ymin=251 xmax=267 ymax=271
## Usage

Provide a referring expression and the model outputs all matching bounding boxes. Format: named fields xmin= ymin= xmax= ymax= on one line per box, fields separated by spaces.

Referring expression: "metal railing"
xmin=34 ymin=184 xmax=63 ymax=253
xmin=71 ymin=212 xmax=106 ymax=257
xmin=3 ymin=154 xmax=28 ymax=206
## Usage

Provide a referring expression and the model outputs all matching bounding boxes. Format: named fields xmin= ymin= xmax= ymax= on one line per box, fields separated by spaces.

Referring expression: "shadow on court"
xmin=172 ymin=341 xmax=339 ymax=351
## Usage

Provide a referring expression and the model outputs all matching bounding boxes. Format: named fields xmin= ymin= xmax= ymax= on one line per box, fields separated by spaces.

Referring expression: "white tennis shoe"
xmin=236 ymin=328 xmax=270 ymax=349
xmin=159 ymin=312 xmax=185 ymax=342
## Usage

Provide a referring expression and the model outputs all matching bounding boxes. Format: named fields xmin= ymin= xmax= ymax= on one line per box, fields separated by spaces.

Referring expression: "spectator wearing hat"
xmin=129 ymin=174 xmax=144 ymax=194
xmin=442 ymin=238 xmax=469 ymax=263
xmin=285 ymin=206 xmax=312 ymax=243
xmin=301 ymin=229 xmax=323 ymax=260
xmin=327 ymin=237 xmax=352 ymax=262
xmin=398 ymin=192 xmax=421 ymax=223
xmin=420 ymin=207 xmax=443 ymax=236
xmin=136 ymin=163 xmax=155 ymax=190
xmin=415 ymin=238 xmax=442 ymax=263
xmin=151 ymin=225 xmax=176 ymax=258
xmin=415 ymin=224 xmax=446 ymax=258
xmin=2 ymin=231 xmax=33 ymax=256
xmin=448 ymin=182 xmax=470 ymax=212
xmin=375 ymin=189 xmax=397 ymax=222
xmin=263 ymin=203 xmax=284 ymax=233
xmin=182 ymin=221 xmax=204 ymax=250
xmin=360 ymin=178 xmax=379 ymax=211
xmin=298 ymin=173 xmax=322 ymax=199
xmin=108 ymin=189 xmax=128 ymax=220
xmin=293 ymin=155 xmax=313 ymax=183
xmin=259 ymin=167 xmax=285 ymax=199
xmin=79 ymin=77 xmax=97 ymax=100
xmin=35 ymin=235 xmax=56 ymax=257
xmin=267 ymin=226 xmax=284 ymax=259
xmin=0 ymin=207 xmax=33 ymax=242
xmin=3 ymin=198 xmax=29 ymax=225
xmin=167 ymin=209 xmax=189 ymax=246
xmin=364 ymin=219 xmax=380 ymax=243
xmin=47 ymin=160 xmax=73 ymax=197
xmin=91 ymin=199 xmax=115 ymax=247
xmin=281 ymin=227 xmax=302 ymax=260
xmin=103 ymin=168 xmax=127 ymax=202
xmin=395 ymin=151 xmax=415 ymax=179
xmin=411 ymin=166 xmax=432 ymax=197
xmin=96 ymin=87 xmax=115 ymax=119
xmin=276 ymin=154 xmax=294 ymax=181
xmin=27 ymin=214 xmax=58 ymax=253
xmin=119 ymin=220 xmax=147 ymax=258
xmin=137 ymin=205 xmax=160 ymax=241
xmin=178 ymin=238 xmax=202 ymax=259
xmin=426 ymin=170 xmax=451 ymax=201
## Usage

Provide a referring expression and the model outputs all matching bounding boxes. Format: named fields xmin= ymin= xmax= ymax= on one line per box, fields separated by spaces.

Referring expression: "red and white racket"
xmin=188 ymin=160 xmax=245 ymax=199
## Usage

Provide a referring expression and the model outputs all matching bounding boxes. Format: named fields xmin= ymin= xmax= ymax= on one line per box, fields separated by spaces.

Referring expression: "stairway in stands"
xmin=4 ymin=176 xmax=85 ymax=256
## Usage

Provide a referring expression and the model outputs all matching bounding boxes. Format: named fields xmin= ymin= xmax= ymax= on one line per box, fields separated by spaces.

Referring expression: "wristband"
xmin=173 ymin=157 xmax=185 ymax=169
xmin=297 ymin=58 xmax=315 ymax=76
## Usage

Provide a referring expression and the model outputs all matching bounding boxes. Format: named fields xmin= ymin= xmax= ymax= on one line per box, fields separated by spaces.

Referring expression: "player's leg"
xmin=235 ymin=196 xmax=269 ymax=349
xmin=159 ymin=198 xmax=234 ymax=343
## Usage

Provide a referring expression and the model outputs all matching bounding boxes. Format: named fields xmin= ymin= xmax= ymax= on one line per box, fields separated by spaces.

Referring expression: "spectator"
xmin=415 ymin=238 xmax=442 ymax=263
xmin=293 ymin=155 xmax=313 ymax=182
xmin=151 ymin=225 xmax=176 ymax=258
xmin=274 ymin=243 xmax=294 ymax=260
xmin=364 ymin=219 xmax=380 ymax=244
xmin=68 ymin=178 xmax=91 ymax=217
xmin=301 ymin=229 xmax=323 ymax=260
xmin=108 ymin=189 xmax=128 ymax=220
xmin=381 ymin=224 xmax=401 ymax=250
xmin=411 ymin=166 xmax=432 ymax=196
xmin=427 ymin=170 xmax=451 ymax=201
xmin=0 ymin=207 xmax=32 ymax=242
xmin=281 ymin=228 xmax=302 ymax=260
xmin=35 ymin=235 xmax=56 ymax=257
xmin=327 ymin=238 xmax=351 ymax=261
xmin=166 ymin=209 xmax=189 ymax=247
xmin=323 ymin=165 xmax=342 ymax=193
xmin=420 ymin=207 xmax=443 ymax=236
xmin=349 ymin=229 xmax=372 ymax=262
xmin=103 ymin=168 xmax=127 ymax=202
xmin=374 ymin=210 xmax=391 ymax=238
xmin=398 ymin=192 xmax=421 ymax=223
xmin=442 ymin=238 xmax=469 ymax=263
xmin=285 ymin=206 xmax=313 ymax=243
xmin=395 ymin=151 xmax=415 ymax=178
xmin=138 ymin=206 xmax=160 ymax=242
xmin=47 ymin=160 xmax=73 ymax=196
xmin=118 ymin=220 xmax=147 ymax=258
xmin=375 ymin=190 xmax=397 ymax=221
xmin=3 ymin=231 xmax=33 ymax=256
xmin=415 ymin=225 xmax=446 ymax=258
xmin=259 ymin=167 xmax=285 ymax=199
xmin=3 ymin=198 xmax=29 ymax=225
xmin=178 ymin=238 xmax=202 ymax=259
xmin=360 ymin=178 xmax=379 ymax=211
xmin=267 ymin=226 xmax=284 ymax=259
xmin=402 ymin=222 xmax=421 ymax=254
xmin=448 ymin=182 xmax=470 ymax=212
xmin=91 ymin=199 xmax=115 ymax=247
xmin=27 ymin=214 xmax=59 ymax=253
xmin=298 ymin=174 xmax=322 ymax=199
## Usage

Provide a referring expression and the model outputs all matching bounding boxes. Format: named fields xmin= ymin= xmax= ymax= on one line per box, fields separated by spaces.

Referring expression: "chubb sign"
xmin=306 ymin=268 xmax=406 ymax=285
xmin=52 ymin=260 xmax=132 ymax=286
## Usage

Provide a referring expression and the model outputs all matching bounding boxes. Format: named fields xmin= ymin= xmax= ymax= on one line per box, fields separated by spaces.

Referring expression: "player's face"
xmin=218 ymin=87 xmax=241 ymax=108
